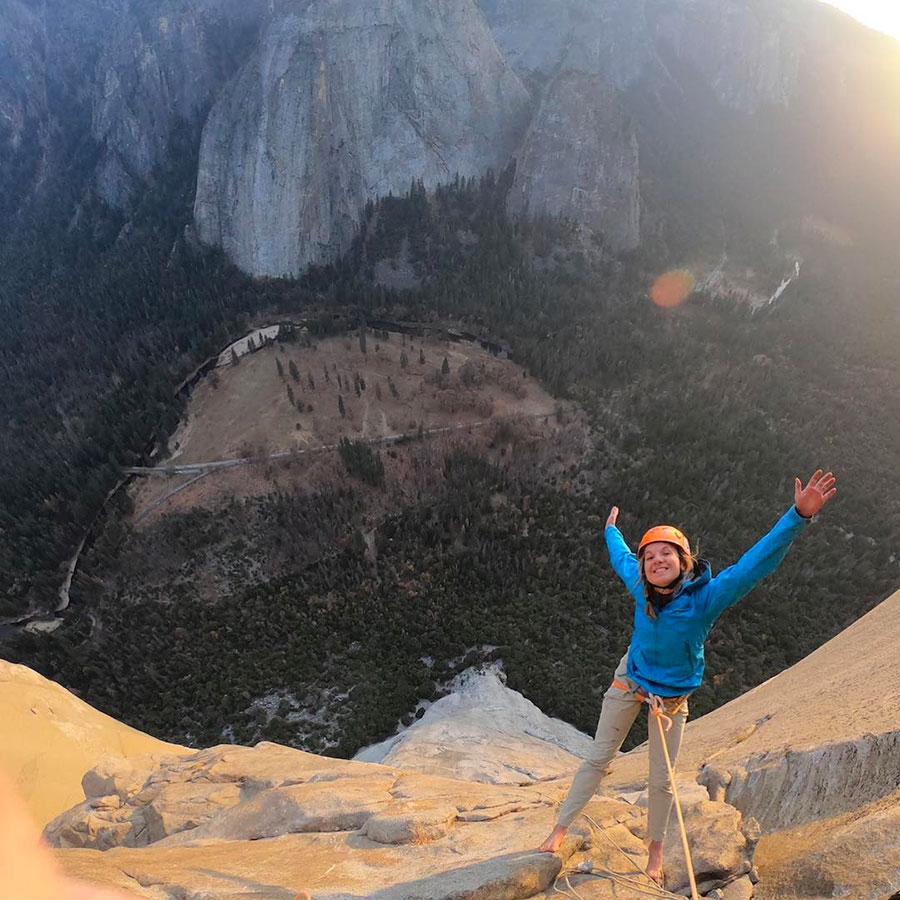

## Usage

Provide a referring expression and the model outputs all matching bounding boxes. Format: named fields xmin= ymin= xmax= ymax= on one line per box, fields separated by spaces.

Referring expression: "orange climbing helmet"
xmin=637 ymin=525 xmax=691 ymax=558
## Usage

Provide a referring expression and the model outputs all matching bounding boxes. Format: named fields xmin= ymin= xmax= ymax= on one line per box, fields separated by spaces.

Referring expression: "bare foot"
xmin=538 ymin=824 xmax=568 ymax=853
xmin=647 ymin=839 xmax=665 ymax=886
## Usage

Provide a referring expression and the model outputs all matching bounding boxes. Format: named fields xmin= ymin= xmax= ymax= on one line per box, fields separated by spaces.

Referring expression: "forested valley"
xmin=3 ymin=131 xmax=900 ymax=755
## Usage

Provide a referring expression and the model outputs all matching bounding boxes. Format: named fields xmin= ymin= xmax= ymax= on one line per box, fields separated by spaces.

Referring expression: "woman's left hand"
xmin=794 ymin=470 xmax=837 ymax=518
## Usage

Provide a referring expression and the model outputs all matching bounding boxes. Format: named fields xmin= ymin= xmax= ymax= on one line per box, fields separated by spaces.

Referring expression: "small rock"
xmin=363 ymin=800 xmax=457 ymax=844
xmin=699 ymin=765 xmax=733 ymax=803
xmin=720 ymin=875 xmax=754 ymax=899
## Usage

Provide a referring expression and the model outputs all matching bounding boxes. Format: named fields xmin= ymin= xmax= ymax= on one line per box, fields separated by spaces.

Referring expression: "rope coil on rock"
xmin=573 ymin=812 xmax=683 ymax=899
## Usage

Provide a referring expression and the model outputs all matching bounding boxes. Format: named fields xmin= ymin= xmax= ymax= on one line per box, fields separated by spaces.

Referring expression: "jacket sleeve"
xmin=605 ymin=525 xmax=641 ymax=594
xmin=700 ymin=506 xmax=810 ymax=621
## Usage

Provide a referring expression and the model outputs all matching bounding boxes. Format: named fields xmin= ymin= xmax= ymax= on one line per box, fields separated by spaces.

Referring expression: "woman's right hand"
xmin=606 ymin=506 xmax=619 ymax=527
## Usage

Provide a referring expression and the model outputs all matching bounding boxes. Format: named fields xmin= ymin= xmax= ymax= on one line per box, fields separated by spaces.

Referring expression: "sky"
xmin=821 ymin=1 xmax=900 ymax=39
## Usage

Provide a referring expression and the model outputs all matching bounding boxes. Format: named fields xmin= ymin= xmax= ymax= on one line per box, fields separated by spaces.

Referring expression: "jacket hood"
xmin=676 ymin=557 xmax=712 ymax=594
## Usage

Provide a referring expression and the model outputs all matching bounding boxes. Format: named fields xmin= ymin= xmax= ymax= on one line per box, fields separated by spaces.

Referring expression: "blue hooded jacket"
xmin=605 ymin=506 xmax=809 ymax=696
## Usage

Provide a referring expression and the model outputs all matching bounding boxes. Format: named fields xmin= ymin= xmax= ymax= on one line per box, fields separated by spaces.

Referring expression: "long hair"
xmin=640 ymin=545 xmax=697 ymax=620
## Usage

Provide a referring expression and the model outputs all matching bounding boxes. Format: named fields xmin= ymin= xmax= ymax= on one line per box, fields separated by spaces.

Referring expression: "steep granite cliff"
xmin=7 ymin=0 xmax=898 ymax=273
xmin=193 ymin=0 xmax=531 ymax=276
xmin=0 ymin=0 xmax=120 ymax=217
xmin=478 ymin=0 xmax=650 ymax=88
xmin=92 ymin=0 xmax=270 ymax=206
xmin=508 ymin=73 xmax=640 ymax=252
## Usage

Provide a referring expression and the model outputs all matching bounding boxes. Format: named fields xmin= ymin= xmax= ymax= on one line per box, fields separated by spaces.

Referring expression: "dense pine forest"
xmin=3 ymin=123 xmax=900 ymax=755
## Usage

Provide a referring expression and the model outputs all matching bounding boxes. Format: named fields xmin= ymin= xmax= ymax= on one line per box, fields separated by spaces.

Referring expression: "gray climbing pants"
xmin=556 ymin=654 xmax=688 ymax=842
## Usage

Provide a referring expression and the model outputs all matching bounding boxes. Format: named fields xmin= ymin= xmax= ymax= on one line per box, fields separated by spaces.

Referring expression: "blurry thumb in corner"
xmin=0 ymin=772 xmax=138 ymax=900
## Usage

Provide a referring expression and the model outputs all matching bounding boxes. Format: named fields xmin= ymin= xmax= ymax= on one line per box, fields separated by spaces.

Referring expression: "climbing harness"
xmin=610 ymin=679 xmax=689 ymax=716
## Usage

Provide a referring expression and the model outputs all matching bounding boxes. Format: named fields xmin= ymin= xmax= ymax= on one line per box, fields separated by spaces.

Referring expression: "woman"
xmin=538 ymin=470 xmax=837 ymax=885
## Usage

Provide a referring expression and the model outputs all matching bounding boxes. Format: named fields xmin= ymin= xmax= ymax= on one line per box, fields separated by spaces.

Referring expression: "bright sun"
xmin=820 ymin=1 xmax=900 ymax=40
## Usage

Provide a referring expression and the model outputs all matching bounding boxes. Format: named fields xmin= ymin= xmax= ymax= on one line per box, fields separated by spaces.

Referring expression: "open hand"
xmin=606 ymin=506 xmax=619 ymax=527
xmin=794 ymin=470 xmax=837 ymax=518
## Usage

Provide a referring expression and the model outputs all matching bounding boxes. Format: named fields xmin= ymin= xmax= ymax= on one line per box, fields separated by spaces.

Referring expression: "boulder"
xmin=720 ymin=875 xmax=754 ymax=900
xmin=159 ymin=777 xmax=397 ymax=845
xmin=46 ymin=743 xmax=402 ymax=850
xmin=363 ymin=800 xmax=458 ymax=845
xmin=664 ymin=801 xmax=752 ymax=895
xmin=143 ymin=781 xmax=243 ymax=843
xmin=82 ymin=757 xmax=154 ymax=801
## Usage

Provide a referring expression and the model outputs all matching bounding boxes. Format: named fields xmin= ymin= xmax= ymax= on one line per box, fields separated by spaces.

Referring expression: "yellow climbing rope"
xmin=647 ymin=693 xmax=700 ymax=900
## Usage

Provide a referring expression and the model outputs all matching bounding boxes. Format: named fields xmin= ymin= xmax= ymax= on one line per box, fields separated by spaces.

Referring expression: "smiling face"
xmin=641 ymin=541 xmax=685 ymax=588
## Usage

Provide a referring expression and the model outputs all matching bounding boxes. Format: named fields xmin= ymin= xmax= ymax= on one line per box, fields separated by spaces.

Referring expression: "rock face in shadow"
xmin=477 ymin=0 xmax=650 ymax=87
xmin=91 ymin=0 xmax=270 ymax=206
xmin=722 ymin=730 xmax=900 ymax=833
xmin=480 ymin=0 xmax=804 ymax=112
xmin=508 ymin=73 xmax=640 ymax=253
xmin=193 ymin=0 xmax=531 ymax=276
xmin=0 ymin=0 xmax=120 ymax=217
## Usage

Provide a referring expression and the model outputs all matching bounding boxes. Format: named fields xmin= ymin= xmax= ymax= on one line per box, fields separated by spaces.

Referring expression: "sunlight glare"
xmin=820 ymin=1 xmax=900 ymax=40
xmin=650 ymin=270 xmax=695 ymax=308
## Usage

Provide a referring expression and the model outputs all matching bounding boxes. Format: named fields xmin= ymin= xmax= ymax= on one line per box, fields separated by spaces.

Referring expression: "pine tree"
xmin=276 ymin=357 xmax=284 ymax=378
xmin=289 ymin=360 xmax=300 ymax=382
xmin=400 ymin=351 xmax=408 ymax=370
xmin=441 ymin=356 xmax=450 ymax=375
xmin=419 ymin=348 xmax=425 ymax=365
xmin=338 ymin=395 xmax=345 ymax=417
xmin=231 ymin=348 xmax=240 ymax=366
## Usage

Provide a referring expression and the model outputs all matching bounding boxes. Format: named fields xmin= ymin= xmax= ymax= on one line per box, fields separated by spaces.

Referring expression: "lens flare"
xmin=650 ymin=270 xmax=695 ymax=308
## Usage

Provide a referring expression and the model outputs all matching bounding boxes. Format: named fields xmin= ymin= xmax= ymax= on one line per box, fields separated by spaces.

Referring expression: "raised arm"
xmin=702 ymin=470 xmax=836 ymax=620
xmin=604 ymin=506 xmax=641 ymax=589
